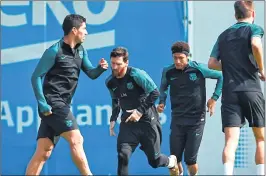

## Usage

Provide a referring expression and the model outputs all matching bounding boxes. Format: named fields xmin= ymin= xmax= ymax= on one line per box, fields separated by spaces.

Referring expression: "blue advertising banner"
xmin=1 ymin=1 xmax=187 ymax=175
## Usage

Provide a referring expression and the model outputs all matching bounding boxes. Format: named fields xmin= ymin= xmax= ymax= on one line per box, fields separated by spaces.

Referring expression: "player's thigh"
xmin=117 ymin=123 xmax=140 ymax=150
xmin=37 ymin=119 xmax=60 ymax=146
xmin=184 ymin=124 xmax=205 ymax=164
xmin=239 ymin=91 xmax=265 ymax=128
xmin=221 ymin=92 xmax=245 ymax=131
xmin=139 ymin=123 xmax=162 ymax=160
xmin=170 ymin=124 xmax=186 ymax=162
xmin=44 ymin=106 xmax=79 ymax=137
xmin=60 ymin=129 xmax=83 ymax=145
xmin=35 ymin=123 xmax=56 ymax=159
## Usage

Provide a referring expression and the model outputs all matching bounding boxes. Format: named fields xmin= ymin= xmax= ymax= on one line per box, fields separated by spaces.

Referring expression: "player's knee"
xmin=253 ymin=130 xmax=264 ymax=142
xmin=69 ymin=134 xmax=84 ymax=147
xmin=148 ymin=160 xmax=159 ymax=168
xmin=118 ymin=149 xmax=130 ymax=165
xmin=224 ymin=137 xmax=239 ymax=152
xmin=118 ymin=152 xmax=130 ymax=165
xmin=42 ymin=150 xmax=52 ymax=161
xmin=185 ymin=159 xmax=197 ymax=166
xmin=224 ymin=141 xmax=238 ymax=154
xmin=37 ymin=148 xmax=53 ymax=161
xmin=148 ymin=157 xmax=161 ymax=168
xmin=36 ymin=139 xmax=54 ymax=161
xmin=255 ymin=135 xmax=264 ymax=142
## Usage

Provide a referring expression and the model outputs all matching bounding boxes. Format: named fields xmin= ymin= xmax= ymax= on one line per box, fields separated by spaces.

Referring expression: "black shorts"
xmin=37 ymin=105 xmax=78 ymax=145
xmin=170 ymin=123 xmax=205 ymax=165
xmin=117 ymin=120 xmax=162 ymax=161
xmin=221 ymin=91 xmax=265 ymax=131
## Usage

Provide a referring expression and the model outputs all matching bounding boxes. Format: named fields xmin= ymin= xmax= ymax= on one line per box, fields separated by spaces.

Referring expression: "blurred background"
xmin=1 ymin=1 xmax=265 ymax=175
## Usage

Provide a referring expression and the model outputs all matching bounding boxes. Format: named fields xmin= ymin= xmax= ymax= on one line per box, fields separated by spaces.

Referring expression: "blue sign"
xmin=1 ymin=1 xmax=187 ymax=175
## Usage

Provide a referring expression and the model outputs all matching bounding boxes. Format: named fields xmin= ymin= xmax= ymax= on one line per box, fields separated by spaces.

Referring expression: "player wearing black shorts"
xmin=158 ymin=41 xmax=223 ymax=175
xmin=208 ymin=1 xmax=265 ymax=175
xmin=26 ymin=14 xmax=108 ymax=175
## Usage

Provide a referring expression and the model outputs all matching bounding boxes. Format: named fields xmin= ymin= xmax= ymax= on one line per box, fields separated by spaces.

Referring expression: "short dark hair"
xmin=110 ymin=47 xmax=129 ymax=62
xmin=171 ymin=41 xmax=190 ymax=55
xmin=62 ymin=14 xmax=86 ymax=36
xmin=234 ymin=1 xmax=254 ymax=20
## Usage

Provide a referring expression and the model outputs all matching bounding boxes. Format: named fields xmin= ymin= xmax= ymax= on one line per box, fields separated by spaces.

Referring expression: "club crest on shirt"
xmin=79 ymin=51 xmax=84 ymax=59
xmin=65 ymin=120 xmax=73 ymax=127
xmin=127 ymin=82 xmax=134 ymax=90
xmin=189 ymin=73 xmax=197 ymax=81
xmin=59 ymin=55 xmax=67 ymax=60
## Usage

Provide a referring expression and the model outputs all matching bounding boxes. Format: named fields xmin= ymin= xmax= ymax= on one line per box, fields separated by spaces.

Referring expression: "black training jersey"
xmin=159 ymin=60 xmax=223 ymax=126
xmin=31 ymin=39 xmax=106 ymax=113
xmin=106 ymin=67 xmax=159 ymax=124
xmin=210 ymin=22 xmax=264 ymax=93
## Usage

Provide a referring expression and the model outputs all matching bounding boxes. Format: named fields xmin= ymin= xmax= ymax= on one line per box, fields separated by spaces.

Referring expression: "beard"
xmin=113 ymin=67 xmax=127 ymax=77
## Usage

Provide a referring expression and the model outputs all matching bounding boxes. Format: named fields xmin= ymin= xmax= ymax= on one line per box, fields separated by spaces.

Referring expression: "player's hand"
xmin=207 ymin=98 xmax=216 ymax=117
xmin=259 ymin=70 xmax=266 ymax=81
xmin=40 ymin=104 xmax=52 ymax=116
xmin=109 ymin=121 xmax=116 ymax=136
xmin=43 ymin=111 xmax=52 ymax=116
xmin=125 ymin=109 xmax=143 ymax=123
xmin=157 ymin=104 xmax=165 ymax=113
xmin=99 ymin=58 xmax=108 ymax=70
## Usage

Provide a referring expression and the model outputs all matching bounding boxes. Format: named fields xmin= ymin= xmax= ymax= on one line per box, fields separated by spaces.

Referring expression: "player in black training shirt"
xmin=27 ymin=14 xmax=108 ymax=175
xmin=208 ymin=1 xmax=265 ymax=175
xmin=158 ymin=41 xmax=223 ymax=175
xmin=106 ymin=47 xmax=179 ymax=176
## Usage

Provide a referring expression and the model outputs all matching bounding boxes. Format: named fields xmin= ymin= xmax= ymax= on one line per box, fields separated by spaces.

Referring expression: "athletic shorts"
xmin=221 ymin=91 xmax=265 ymax=131
xmin=37 ymin=105 xmax=78 ymax=145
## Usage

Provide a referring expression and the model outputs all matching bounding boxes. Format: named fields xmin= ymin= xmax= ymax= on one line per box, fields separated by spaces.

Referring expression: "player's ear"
xmin=252 ymin=10 xmax=255 ymax=18
xmin=72 ymin=27 xmax=78 ymax=35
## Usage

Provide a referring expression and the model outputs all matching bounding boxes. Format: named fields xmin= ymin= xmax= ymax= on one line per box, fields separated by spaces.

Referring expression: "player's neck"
xmin=237 ymin=18 xmax=253 ymax=24
xmin=63 ymin=36 xmax=78 ymax=48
